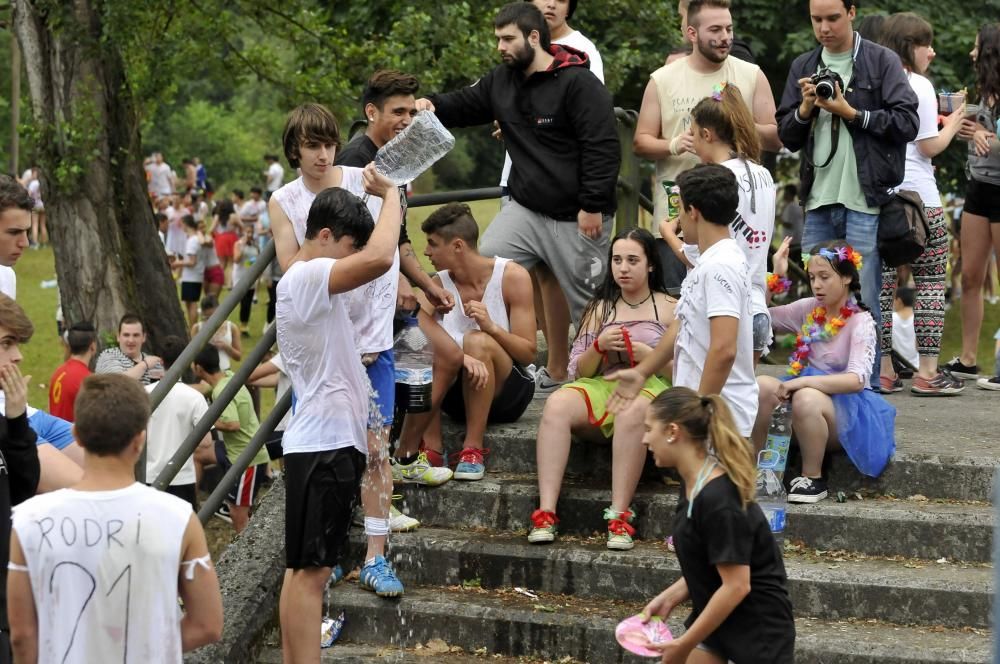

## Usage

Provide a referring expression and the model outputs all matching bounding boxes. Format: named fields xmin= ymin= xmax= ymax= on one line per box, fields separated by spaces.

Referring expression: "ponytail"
xmin=649 ymin=388 xmax=756 ymax=507
xmin=690 ymin=84 xmax=761 ymax=163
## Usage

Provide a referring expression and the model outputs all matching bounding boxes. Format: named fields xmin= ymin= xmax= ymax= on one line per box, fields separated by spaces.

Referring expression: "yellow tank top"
xmin=649 ymin=57 xmax=759 ymax=234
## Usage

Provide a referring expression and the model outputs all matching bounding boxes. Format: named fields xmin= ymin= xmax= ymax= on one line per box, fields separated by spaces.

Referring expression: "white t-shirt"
xmin=891 ymin=311 xmax=920 ymax=368
xmin=12 ymin=484 xmax=192 ymax=664
xmin=240 ymin=199 xmax=267 ymax=223
xmin=0 ymin=265 xmax=16 ymax=298
xmin=266 ymin=162 xmax=285 ymax=192
xmin=148 ymin=162 xmax=173 ymax=196
xmin=899 ymin=72 xmax=942 ymax=208
xmin=276 ymin=258 xmax=369 ymax=455
xmin=272 ymin=170 xmax=400 ymax=353
xmin=269 ymin=353 xmax=292 ymax=432
xmin=180 ymin=235 xmax=205 ymax=283
xmin=673 ymin=238 xmax=758 ymax=436
xmin=499 ymin=30 xmax=604 ymax=188
xmin=144 ymin=382 xmax=208 ymax=485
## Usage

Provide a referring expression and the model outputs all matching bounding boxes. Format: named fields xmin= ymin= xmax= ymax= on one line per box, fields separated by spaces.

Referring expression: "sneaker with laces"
xmin=941 ymin=357 xmax=980 ymax=380
xmin=328 ymin=564 xmax=345 ymax=586
xmin=976 ymin=375 xmax=1000 ymax=391
xmin=788 ymin=476 xmax=828 ymax=503
xmin=533 ymin=367 xmax=567 ymax=398
xmin=911 ymin=371 xmax=965 ymax=396
xmin=417 ymin=441 xmax=446 ymax=468
xmin=391 ymin=452 xmax=454 ymax=486
xmin=359 ymin=555 xmax=404 ymax=597
xmin=213 ymin=503 xmax=233 ymax=524
xmin=878 ymin=374 xmax=903 ymax=394
xmin=453 ymin=447 xmax=487 ymax=481
xmin=527 ymin=509 xmax=559 ymax=544
xmin=389 ymin=503 xmax=420 ymax=532
xmin=603 ymin=507 xmax=637 ymax=551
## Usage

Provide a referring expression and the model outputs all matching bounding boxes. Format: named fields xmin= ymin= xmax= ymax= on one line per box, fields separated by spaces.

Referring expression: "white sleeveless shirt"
xmin=11 ymin=484 xmax=193 ymax=664
xmin=437 ymin=258 xmax=511 ymax=348
xmin=272 ymin=171 xmax=400 ymax=353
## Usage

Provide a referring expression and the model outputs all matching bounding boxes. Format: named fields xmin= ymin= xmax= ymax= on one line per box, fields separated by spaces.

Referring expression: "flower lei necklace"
xmin=787 ymin=297 xmax=862 ymax=376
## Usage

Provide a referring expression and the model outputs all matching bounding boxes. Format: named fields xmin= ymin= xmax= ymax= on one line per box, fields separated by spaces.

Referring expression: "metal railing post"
xmin=615 ymin=107 xmax=640 ymax=232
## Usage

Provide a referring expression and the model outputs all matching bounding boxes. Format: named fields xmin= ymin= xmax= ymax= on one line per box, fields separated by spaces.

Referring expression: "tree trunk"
xmin=11 ymin=0 xmax=186 ymax=348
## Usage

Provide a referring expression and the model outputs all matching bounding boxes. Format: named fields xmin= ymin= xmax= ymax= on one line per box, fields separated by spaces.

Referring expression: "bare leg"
xmin=39 ymin=210 xmax=48 ymax=245
xmin=530 ymin=268 xmax=547 ymax=351
xmin=362 ymin=427 xmax=391 ymax=561
xmin=536 ymin=389 xmax=591 ymax=513
xmin=752 ymin=376 xmax=782 ymax=453
xmin=279 ymin=566 xmax=330 ymax=664
xmin=230 ymin=505 xmax=250 ymax=533
xmin=536 ymin=265 xmax=571 ymax=382
xmin=610 ymin=397 xmax=651 ymax=512
xmin=958 ymin=212 xmax=993 ymax=365
xmin=460 ymin=331 xmax=513 ymax=449
xmin=396 ymin=348 xmax=461 ymax=458
xmin=686 ymin=648 xmax=727 ymax=664
xmin=790 ymin=387 xmax=837 ymax=478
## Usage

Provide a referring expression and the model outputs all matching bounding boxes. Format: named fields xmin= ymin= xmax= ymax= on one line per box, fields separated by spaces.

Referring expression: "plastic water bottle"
xmin=374 ymin=111 xmax=456 ymax=186
xmin=756 ymin=451 xmax=787 ymax=546
xmin=762 ymin=401 xmax=792 ymax=478
xmin=393 ymin=316 xmax=433 ymax=413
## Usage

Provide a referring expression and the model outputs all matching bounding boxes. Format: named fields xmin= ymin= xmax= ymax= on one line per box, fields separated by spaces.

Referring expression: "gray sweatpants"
xmin=480 ymin=199 xmax=612 ymax=323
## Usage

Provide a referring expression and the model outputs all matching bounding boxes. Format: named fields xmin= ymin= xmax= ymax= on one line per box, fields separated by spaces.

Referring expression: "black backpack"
xmin=878 ymin=190 xmax=929 ymax=268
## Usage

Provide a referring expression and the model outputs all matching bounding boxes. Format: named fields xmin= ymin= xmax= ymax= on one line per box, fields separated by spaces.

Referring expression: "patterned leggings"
xmin=879 ymin=207 xmax=948 ymax=357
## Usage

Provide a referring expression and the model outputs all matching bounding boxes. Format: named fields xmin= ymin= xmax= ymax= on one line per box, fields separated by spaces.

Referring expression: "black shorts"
xmin=214 ymin=438 xmax=268 ymax=507
xmin=963 ymin=178 xmax=1000 ymax=222
xmin=441 ymin=362 xmax=534 ymax=425
xmin=284 ymin=448 xmax=366 ymax=570
xmin=180 ymin=281 xmax=203 ymax=303
xmin=165 ymin=483 xmax=197 ymax=509
xmin=265 ymin=430 xmax=285 ymax=460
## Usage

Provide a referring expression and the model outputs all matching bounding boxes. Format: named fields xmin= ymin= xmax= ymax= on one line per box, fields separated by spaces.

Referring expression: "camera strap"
xmin=804 ymin=54 xmax=840 ymax=170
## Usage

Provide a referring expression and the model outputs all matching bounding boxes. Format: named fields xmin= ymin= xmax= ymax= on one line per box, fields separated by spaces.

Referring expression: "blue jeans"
xmin=803 ymin=204 xmax=882 ymax=389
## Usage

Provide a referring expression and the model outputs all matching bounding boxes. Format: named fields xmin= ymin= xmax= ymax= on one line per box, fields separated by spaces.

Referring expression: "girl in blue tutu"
xmin=754 ymin=241 xmax=896 ymax=503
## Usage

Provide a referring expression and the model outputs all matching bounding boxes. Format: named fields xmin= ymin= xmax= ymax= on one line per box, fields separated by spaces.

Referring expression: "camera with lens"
xmin=811 ymin=67 xmax=844 ymax=100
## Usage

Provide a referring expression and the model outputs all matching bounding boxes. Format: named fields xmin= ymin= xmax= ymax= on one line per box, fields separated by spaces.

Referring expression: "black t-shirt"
xmin=673 ymin=474 xmax=795 ymax=663
xmin=335 ymin=134 xmax=411 ymax=247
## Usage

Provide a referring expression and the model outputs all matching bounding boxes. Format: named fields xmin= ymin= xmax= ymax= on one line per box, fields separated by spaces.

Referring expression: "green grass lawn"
xmin=14 ymin=202 xmax=1000 ymax=411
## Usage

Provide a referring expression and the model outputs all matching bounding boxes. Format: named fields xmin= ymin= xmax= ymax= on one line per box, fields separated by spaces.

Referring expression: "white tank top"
xmin=437 ymin=258 xmax=511 ymax=349
xmin=193 ymin=321 xmax=235 ymax=371
xmin=11 ymin=484 xmax=192 ymax=664
xmin=272 ymin=172 xmax=400 ymax=353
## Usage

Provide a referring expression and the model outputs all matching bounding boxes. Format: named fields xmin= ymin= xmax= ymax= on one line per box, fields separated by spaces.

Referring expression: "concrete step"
xmin=254 ymin=641 xmax=539 ymax=663
xmin=394 ymin=476 xmax=994 ymax=562
xmin=348 ymin=527 xmax=991 ymax=630
xmin=439 ymin=401 xmax=998 ymax=503
xmin=318 ymin=583 xmax=991 ymax=664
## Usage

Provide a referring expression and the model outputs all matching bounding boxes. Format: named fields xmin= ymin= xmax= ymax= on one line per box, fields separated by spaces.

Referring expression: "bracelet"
xmin=767 ymin=273 xmax=792 ymax=294
xmin=668 ymin=135 xmax=682 ymax=156
xmin=593 ymin=338 xmax=604 ymax=354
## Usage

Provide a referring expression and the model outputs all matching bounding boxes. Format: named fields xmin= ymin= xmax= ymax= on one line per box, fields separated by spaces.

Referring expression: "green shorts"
xmin=562 ymin=374 xmax=670 ymax=437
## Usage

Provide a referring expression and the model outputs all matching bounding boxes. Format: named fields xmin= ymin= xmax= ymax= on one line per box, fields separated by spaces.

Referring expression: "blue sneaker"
xmin=453 ymin=447 xmax=487 ymax=481
xmin=359 ymin=556 xmax=404 ymax=597
xmin=329 ymin=564 xmax=344 ymax=586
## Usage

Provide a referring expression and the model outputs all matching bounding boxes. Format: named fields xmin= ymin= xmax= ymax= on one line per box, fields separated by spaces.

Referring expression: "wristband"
xmin=593 ymin=338 xmax=604 ymax=354
xmin=669 ymin=135 xmax=683 ymax=156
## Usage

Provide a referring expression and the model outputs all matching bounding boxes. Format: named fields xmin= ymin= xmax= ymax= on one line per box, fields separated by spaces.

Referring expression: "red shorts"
xmin=215 ymin=231 xmax=238 ymax=259
xmin=204 ymin=265 xmax=225 ymax=286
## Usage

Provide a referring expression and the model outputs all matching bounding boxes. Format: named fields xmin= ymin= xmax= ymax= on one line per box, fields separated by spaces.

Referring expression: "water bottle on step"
xmin=393 ymin=316 xmax=433 ymax=413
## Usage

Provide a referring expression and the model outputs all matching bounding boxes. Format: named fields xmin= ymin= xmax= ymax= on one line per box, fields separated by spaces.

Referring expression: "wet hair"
xmin=0 ymin=294 xmax=33 ymax=343
xmin=118 ymin=313 xmax=144 ymax=334
xmin=74 ymin=374 xmax=150 ymax=457
xmin=687 ymin=0 xmax=730 ymax=28
xmin=159 ymin=335 xmax=187 ymax=369
xmin=65 ymin=322 xmax=96 ymax=355
xmin=690 ymin=84 xmax=761 ymax=162
xmin=421 ymin=202 xmax=479 ymax=246
xmin=495 ymin=2 xmax=551 ymax=51
xmin=576 ymin=228 xmax=667 ymax=338
xmin=975 ymin=23 xmax=1000 ymax=109
xmin=304 ymin=187 xmax=374 ymax=249
xmin=281 ymin=103 xmax=342 ymax=169
xmin=879 ymin=13 xmax=933 ymax=71
xmin=896 ymin=286 xmax=915 ymax=308
xmin=194 ymin=345 xmax=221 ymax=375
xmin=0 ymin=175 xmax=33 ymax=216
xmin=648 ymin=387 xmax=755 ymax=507
xmin=856 ymin=13 xmax=886 ymax=43
xmin=200 ymin=294 xmax=219 ymax=311
xmin=362 ymin=70 xmax=420 ymax=112
xmin=676 ymin=163 xmax=738 ymax=226
xmin=806 ymin=240 xmax=870 ymax=311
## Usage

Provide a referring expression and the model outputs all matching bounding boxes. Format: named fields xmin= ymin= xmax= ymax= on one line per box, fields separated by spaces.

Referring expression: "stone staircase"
xmin=246 ymin=386 xmax=995 ymax=663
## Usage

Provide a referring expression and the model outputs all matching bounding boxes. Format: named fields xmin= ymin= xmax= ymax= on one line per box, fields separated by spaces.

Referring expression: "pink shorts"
xmin=204 ymin=265 xmax=225 ymax=286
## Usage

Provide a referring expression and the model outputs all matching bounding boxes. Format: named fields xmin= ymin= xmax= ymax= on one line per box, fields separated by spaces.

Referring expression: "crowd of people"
xmin=0 ymin=0 xmax=996 ymax=662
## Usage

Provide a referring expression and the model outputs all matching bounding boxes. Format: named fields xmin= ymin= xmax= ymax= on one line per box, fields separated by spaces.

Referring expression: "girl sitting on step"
xmin=639 ymin=387 xmax=794 ymax=663
xmin=754 ymin=241 xmax=896 ymax=504
xmin=528 ymin=228 xmax=676 ymax=551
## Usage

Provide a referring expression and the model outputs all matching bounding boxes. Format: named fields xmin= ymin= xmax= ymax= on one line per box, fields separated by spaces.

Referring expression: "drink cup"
xmin=938 ymin=92 xmax=965 ymax=114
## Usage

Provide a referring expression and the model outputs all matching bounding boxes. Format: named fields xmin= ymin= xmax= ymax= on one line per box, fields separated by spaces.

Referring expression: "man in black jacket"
xmin=776 ymin=0 xmax=918 ymax=392
xmin=417 ymin=1 xmax=619 ymax=395
xmin=0 ymin=294 xmax=39 ymax=663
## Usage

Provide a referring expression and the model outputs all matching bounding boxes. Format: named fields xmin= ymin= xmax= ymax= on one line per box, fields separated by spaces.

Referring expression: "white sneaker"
xmin=389 ymin=504 xmax=420 ymax=532
xmin=391 ymin=452 xmax=454 ymax=486
xmin=533 ymin=367 xmax=567 ymax=398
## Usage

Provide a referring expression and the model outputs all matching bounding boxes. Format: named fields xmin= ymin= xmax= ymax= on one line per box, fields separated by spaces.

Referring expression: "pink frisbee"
xmin=615 ymin=614 xmax=674 ymax=657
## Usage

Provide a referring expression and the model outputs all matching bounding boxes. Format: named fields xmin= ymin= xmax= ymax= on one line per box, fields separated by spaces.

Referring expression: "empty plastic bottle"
xmin=763 ymin=401 xmax=792 ymax=478
xmin=756 ymin=451 xmax=787 ymax=546
xmin=374 ymin=111 xmax=456 ymax=186
xmin=393 ymin=316 xmax=433 ymax=413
